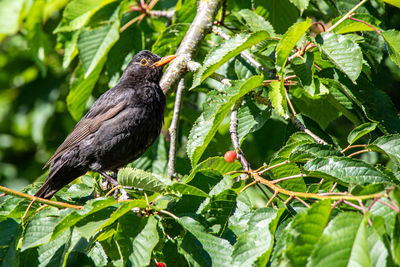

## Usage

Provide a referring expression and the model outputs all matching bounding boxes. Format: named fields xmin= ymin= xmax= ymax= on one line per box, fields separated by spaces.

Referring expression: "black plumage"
xmin=34 ymin=50 xmax=174 ymax=199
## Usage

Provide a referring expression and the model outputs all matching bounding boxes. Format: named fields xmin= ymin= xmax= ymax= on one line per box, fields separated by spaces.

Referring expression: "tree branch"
xmin=0 ymin=185 xmax=83 ymax=210
xmin=167 ymin=78 xmax=185 ymax=178
xmin=160 ymin=0 xmax=223 ymax=94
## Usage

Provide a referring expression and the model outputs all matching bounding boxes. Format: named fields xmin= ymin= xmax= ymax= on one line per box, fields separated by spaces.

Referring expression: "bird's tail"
xmin=34 ymin=161 xmax=86 ymax=199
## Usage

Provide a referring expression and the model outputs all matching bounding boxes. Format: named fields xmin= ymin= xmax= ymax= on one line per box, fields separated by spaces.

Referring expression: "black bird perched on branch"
xmin=34 ymin=50 xmax=175 ymax=199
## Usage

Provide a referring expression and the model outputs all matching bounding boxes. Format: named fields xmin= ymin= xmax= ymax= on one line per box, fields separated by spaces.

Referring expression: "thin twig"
xmin=343 ymin=200 xmax=363 ymax=211
xmin=271 ymin=173 xmax=305 ymax=184
xmin=105 ymin=185 xmax=121 ymax=197
xmin=284 ymin=86 xmax=297 ymax=116
xmin=0 ymin=185 xmax=83 ymax=210
xmin=327 ymin=0 xmax=368 ymax=32
xmin=121 ymin=0 xmax=160 ymax=32
xmin=160 ymin=0 xmax=222 ymax=94
xmin=251 ymin=171 xmax=384 ymax=201
xmin=168 ymin=79 xmax=185 ymax=178
xmin=347 ymin=149 xmax=370 ymax=158
xmin=239 ymin=180 xmax=258 ymax=193
xmin=332 ymin=199 xmax=344 ymax=209
xmin=266 ymin=191 xmax=278 ymax=207
xmin=294 ymin=196 xmax=310 ymax=208
xmin=158 ymin=209 xmax=179 ymax=220
xmin=377 ymin=199 xmax=398 ymax=212
xmin=22 ymin=199 xmax=37 ymax=221
xmin=257 ymin=160 xmax=289 ymax=175
xmin=341 ymin=144 xmax=367 ymax=153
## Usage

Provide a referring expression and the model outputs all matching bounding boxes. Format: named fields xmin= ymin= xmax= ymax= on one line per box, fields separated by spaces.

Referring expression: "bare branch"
xmin=168 ymin=79 xmax=185 ymax=178
xmin=160 ymin=0 xmax=223 ymax=94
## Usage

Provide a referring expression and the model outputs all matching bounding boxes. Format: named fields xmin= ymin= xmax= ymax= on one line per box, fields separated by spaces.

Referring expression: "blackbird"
xmin=34 ymin=50 xmax=175 ymax=199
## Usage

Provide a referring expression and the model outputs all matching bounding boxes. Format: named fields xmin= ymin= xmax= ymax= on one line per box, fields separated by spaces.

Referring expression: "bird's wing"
xmin=44 ymin=100 xmax=127 ymax=168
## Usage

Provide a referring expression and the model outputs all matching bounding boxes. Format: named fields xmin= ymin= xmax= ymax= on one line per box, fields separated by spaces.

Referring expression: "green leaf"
xmin=232 ymin=9 xmax=275 ymax=34
xmin=118 ymin=167 xmax=168 ymax=192
xmin=201 ymin=189 xmax=237 ymax=230
xmin=231 ymin=208 xmax=283 ymax=266
xmin=152 ymin=23 xmax=189 ymax=56
xmin=304 ymin=157 xmax=393 ymax=185
xmin=77 ymin=5 xmax=120 ymax=77
xmin=291 ymin=53 xmax=314 ymax=95
xmin=291 ymin=87 xmax=340 ymax=129
xmin=370 ymin=134 xmax=400 ymax=165
xmin=289 ymin=143 xmax=342 ymax=162
xmin=332 ymin=14 xmax=381 ymax=34
xmin=317 ymin=32 xmax=362 ymax=83
xmin=37 ymin=228 xmax=72 ymax=267
xmin=25 ymin=0 xmax=50 ymax=76
xmin=192 ymin=32 xmax=269 ymax=88
xmin=276 ymin=18 xmax=312 ymax=68
xmin=179 ymin=217 xmax=233 ymax=266
xmin=347 ymin=122 xmax=377 ymax=145
xmin=254 ymin=0 xmax=299 ymax=34
xmin=67 ymin=59 xmax=106 ymax=121
xmin=393 ymin=213 xmax=400 ymax=265
xmin=54 ymin=0 xmax=113 ymax=33
xmin=367 ymin=222 xmax=390 ymax=266
xmin=174 ymin=0 xmax=197 ymax=23
xmin=237 ymin=98 xmax=272 ymax=143
xmin=0 ymin=218 xmax=19 ymax=266
xmin=285 ymin=200 xmax=331 ymax=265
xmin=289 ymin=0 xmax=309 ymax=13
xmin=127 ymin=216 xmax=159 ymax=267
xmin=51 ymin=198 xmax=116 ymax=241
xmin=166 ymin=183 xmax=209 ymax=197
xmin=0 ymin=0 xmax=24 ymax=35
xmin=309 ymin=213 xmax=370 ymax=267
xmin=268 ymin=80 xmax=287 ymax=117
xmin=381 ymin=0 xmax=400 ymax=8
xmin=21 ymin=207 xmax=65 ymax=251
xmin=186 ymin=157 xmax=242 ymax=184
xmin=382 ymin=30 xmax=400 ymax=67
xmin=187 ymin=76 xmax=263 ymax=166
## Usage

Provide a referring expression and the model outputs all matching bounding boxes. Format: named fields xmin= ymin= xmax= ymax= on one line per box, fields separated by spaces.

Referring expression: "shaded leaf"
xmin=152 ymin=23 xmax=189 ymax=56
xmin=192 ymin=32 xmax=268 ymax=88
xmin=347 ymin=122 xmax=378 ymax=145
xmin=179 ymin=217 xmax=233 ymax=266
xmin=382 ymin=30 xmax=400 ymax=67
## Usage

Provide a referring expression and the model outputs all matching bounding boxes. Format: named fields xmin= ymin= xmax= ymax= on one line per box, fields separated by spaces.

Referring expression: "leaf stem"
xmin=347 ymin=16 xmax=381 ymax=34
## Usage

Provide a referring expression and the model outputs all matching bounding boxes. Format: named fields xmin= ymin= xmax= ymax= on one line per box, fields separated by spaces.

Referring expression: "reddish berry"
xmin=224 ymin=150 xmax=237 ymax=163
xmin=157 ymin=263 xmax=166 ymax=267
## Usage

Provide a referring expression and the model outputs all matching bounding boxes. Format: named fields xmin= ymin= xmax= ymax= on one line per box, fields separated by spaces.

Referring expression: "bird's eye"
xmin=140 ymin=58 xmax=149 ymax=66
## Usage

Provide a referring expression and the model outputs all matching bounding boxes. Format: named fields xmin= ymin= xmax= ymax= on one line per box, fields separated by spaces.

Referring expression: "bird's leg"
xmin=98 ymin=170 xmax=119 ymax=187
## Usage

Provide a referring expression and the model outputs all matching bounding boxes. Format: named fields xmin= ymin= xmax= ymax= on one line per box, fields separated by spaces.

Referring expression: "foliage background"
xmin=1 ymin=0 xmax=400 ymax=266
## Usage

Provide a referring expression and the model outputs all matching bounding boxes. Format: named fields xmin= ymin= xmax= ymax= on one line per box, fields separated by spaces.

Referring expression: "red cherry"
xmin=157 ymin=263 xmax=166 ymax=267
xmin=224 ymin=150 xmax=237 ymax=163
